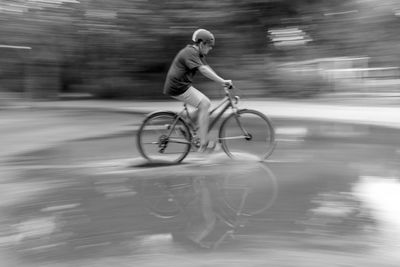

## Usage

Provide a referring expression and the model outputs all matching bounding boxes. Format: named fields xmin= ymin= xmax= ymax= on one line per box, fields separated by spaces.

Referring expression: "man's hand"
xmin=223 ymin=80 xmax=233 ymax=88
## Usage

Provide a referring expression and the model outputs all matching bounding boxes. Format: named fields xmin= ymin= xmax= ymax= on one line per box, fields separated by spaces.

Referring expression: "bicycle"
xmin=136 ymin=85 xmax=276 ymax=164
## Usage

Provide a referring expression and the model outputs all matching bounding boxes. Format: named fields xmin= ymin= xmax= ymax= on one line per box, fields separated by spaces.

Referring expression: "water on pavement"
xmin=1 ymin=110 xmax=400 ymax=266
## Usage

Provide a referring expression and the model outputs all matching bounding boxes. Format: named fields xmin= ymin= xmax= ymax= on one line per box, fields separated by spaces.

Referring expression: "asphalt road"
xmin=1 ymin=110 xmax=400 ymax=266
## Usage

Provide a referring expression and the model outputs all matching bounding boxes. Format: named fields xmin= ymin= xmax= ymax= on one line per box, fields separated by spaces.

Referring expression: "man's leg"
xmin=197 ymin=98 xmax=211 ymax=148
xmin=172 ymin=86 xmax=211 ymax=148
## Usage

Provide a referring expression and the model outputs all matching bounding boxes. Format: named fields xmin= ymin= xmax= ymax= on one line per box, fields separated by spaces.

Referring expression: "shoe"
xmin=210 ymin=141 xmax=221 ymax=152
xmin=197 ymin=142 xmax=209 ymax=153
xmin=197 ymin=141 xmax=221 ymax=153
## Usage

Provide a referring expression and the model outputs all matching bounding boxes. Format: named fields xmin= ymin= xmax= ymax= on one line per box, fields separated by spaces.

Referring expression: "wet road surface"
xmin=1 ymin=111 xmax=400 ymax=266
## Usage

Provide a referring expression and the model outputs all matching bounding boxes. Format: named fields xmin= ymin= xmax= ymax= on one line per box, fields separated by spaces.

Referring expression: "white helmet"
xmin=192 ymin=29 xmax=215 ymax=45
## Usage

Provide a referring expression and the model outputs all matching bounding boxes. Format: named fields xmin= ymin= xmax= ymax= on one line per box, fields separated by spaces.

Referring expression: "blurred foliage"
xmin=0 ymin=0 xmax=400 ymax=99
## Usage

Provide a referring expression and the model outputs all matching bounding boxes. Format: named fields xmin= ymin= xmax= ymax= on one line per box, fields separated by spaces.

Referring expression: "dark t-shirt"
xmin=163 ymin=45 xmax=207 ymax=96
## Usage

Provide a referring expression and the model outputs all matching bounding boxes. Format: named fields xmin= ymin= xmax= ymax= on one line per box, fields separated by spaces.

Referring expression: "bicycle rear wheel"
xmin=139 ymin=177 xmax=195 ymax=219
xmin=137 ymin=112 xmax=191 ymax=163
xmin=219 ymin=109 xmax=275 ymax=161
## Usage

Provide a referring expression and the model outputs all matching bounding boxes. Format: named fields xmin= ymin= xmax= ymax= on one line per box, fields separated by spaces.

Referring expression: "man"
xmin=163 ymin=29 xmax=232 ymax=152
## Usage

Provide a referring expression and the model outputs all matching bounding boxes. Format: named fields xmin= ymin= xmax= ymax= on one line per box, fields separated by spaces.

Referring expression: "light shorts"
xmin=172 ymin=86 xmax=209 ymax=108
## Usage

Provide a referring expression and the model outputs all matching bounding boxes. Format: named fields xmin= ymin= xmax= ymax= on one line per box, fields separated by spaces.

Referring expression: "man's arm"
xmin=198 ymin=65 xmax=231 ymax=86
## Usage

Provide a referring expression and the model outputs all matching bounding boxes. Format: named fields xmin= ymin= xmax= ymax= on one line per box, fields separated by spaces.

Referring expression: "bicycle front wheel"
xmin=140 ymin=179 xmax=182 ymax=219
xmin=137 ymin=112 xmax=191 ymax=163
xmin=218 ymin=162 xmax=278 ymax=216
xmin=219 ymin=109 xmax=275 ymax=161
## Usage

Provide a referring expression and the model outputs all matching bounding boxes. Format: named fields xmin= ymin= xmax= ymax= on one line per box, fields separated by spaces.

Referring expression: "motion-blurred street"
xmin=1 ymin=99 xmax=400 ymax=266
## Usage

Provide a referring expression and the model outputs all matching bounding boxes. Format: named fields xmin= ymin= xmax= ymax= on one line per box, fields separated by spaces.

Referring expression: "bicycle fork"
xmin=221 ymin=112 xmax=252 ymax=142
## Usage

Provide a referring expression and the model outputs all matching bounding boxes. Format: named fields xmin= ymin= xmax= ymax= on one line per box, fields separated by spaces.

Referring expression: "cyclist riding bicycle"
xmin=163 ymin=29 xmax=232 ymax=152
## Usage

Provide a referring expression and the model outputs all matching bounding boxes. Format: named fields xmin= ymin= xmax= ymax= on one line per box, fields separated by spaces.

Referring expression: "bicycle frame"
xmin=163 ymin=88 xmax=246 ymax=146
xmin=181 ymin=88 xmax=240 ymax=132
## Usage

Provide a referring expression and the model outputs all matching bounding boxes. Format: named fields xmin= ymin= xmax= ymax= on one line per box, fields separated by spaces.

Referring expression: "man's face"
xmin=200 ymin=42 xmax=213 ymax=55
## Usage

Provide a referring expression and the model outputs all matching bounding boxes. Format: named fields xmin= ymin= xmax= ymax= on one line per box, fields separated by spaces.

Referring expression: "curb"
xmin=22 ymin=102 xmax=400 ymax=141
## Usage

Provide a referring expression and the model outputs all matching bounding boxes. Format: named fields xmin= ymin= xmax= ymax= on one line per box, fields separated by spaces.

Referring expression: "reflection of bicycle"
xmin=139 ymin=162 xmax=278 ymax=220
xmin=140 ymin=175 xmax=196 ymax=219
xmin=218 ymin=162 xmax=278 ymax=217
xmin=136 ymin=86 xmax=276 ymax=163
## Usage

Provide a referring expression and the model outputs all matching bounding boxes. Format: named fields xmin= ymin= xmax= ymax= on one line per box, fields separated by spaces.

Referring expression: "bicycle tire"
xmin=219 ymin=109 xmax=275 ymax=161
xmin=140 ymin=179 xmax=182 ymax=219
xmin=218 ymin=162 xmax=278 ymax=216
xmin=136 ymin=111 xmax=191 ymax=164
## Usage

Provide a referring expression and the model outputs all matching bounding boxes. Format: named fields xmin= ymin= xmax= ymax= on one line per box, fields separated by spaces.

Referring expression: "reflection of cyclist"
xmin=163 ymin=29 xmax=232 ymax=152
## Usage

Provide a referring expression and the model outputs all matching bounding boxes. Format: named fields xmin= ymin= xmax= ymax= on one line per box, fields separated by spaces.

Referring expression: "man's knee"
xmin=198 ymin=98 xmax=211 ymax=110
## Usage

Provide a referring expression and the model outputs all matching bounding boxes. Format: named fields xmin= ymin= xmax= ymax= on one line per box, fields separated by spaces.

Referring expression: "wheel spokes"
xmin=219 ymin=135 xmax=249 ymax=140
xmin=219 ymin=110 xmax=275 ymax=160
xmin=137 ymin=113 xmax=192 ymax=163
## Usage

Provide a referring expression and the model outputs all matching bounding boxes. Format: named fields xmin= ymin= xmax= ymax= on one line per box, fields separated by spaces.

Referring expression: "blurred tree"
xmin=1 ymin=0 xmax=400 ymax=99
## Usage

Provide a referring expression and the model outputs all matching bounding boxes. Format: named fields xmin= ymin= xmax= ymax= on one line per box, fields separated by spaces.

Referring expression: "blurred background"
xmin=3 ymin=1 xmax=400 ymax=266
xmin=1 ymin=0 xmax=400 ymax=101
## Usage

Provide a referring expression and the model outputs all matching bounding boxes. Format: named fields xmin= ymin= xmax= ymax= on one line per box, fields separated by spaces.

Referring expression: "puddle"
xmin=353 ymin=176 xmax=400 ymax=259
xmin=301 ymin=174 xmax=400 ymax=261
